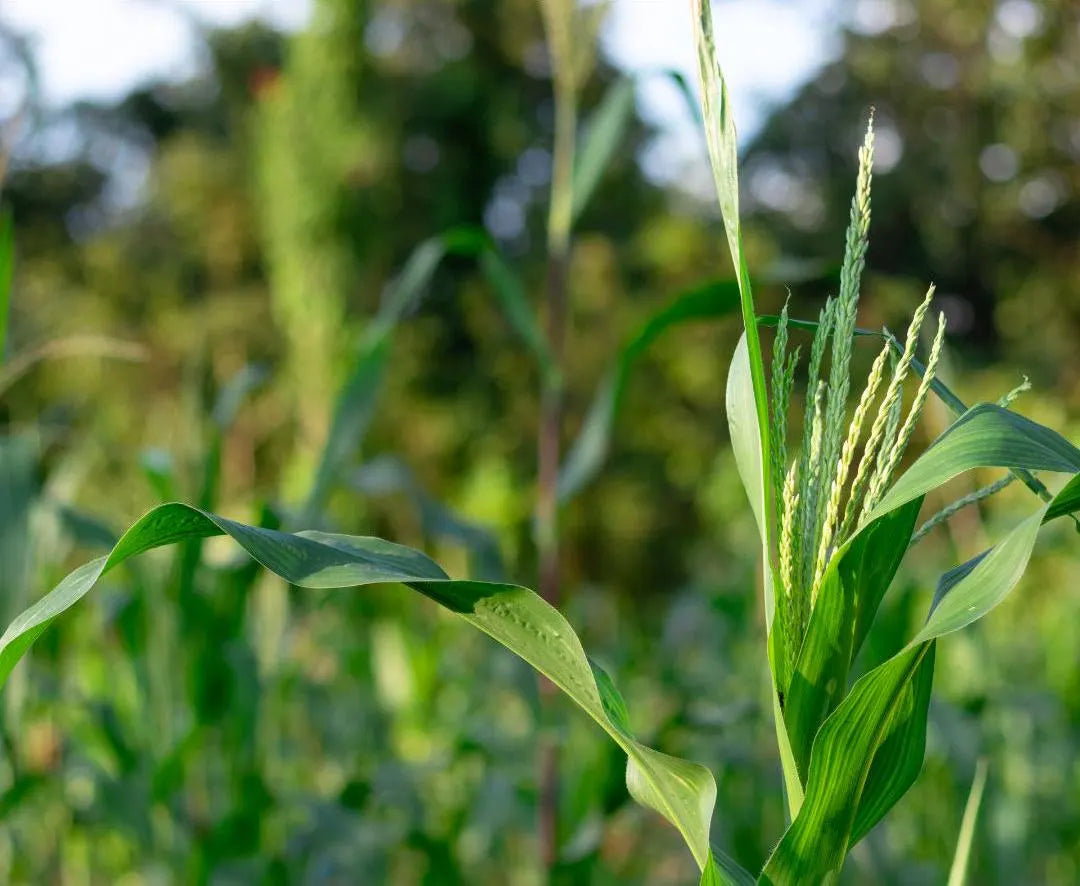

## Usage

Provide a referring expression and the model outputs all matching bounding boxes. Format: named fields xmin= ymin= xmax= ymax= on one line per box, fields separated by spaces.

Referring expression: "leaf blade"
xmin=0 ymin=502 xmax=721 ymax=872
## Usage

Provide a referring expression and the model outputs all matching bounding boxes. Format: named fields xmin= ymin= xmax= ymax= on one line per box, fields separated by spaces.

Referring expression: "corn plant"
xmin=695 ymin=0 xmax=1079 ymax=882
xmin=3 ymin=5 xmax=1080 ymax=885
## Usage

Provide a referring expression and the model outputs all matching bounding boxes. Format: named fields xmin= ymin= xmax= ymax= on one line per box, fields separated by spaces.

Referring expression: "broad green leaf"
xmin=0 ymin=502 xmax=718 ymax=873
xmin=571 ymin=76 xmax=636 ymax=223
xmin=762 ymin=475 xmax=1080 ymax=883
xmin=728 ymin=335 xmax=802 ymax=814
xmin=848 ymin=642 xmax=934 ymax=844
xmin=1046 ymin=472 xmax=1080 ymax=523
xmin=783 ymin=497 xmax=922 ymax=777
xmin=557 ymin=279 xmax=740 ymax=501
xmin=867 ymin=404 xmax=1080 ymax=524
xmin=761 ymin=643 xmax=932 ymax=884
xmin=911 ymin=505 xmax=1045 ymax=643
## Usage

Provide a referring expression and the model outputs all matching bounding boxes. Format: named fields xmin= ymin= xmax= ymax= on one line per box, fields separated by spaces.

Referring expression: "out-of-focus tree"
xmin=743 ymin=0 xmax=1080 ymax=397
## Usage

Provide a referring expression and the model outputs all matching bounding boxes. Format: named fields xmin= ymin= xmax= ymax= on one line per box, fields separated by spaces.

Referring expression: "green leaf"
xmin=867 ymin=404 xmax=1080 ymax=524
xmin=762 ymin=474 xmax=1080 ymax=883
xmin=761 ymin=643 xmax=932 ymax=884
xmin=694 ymin=1 xmax=773 ymax=650
xmin=572 ymin=76 xmax=636 ymax=223
xmin=0 ymin=433 xmax=38 ymax=624
xmin=947 ymin=759 xmax=989 ymax=886
xmin=703 ymin=848 xmax=756 ymax=886
xmin=727 ymin=335 xmax=802 ymax=815
xmin=848 ymin=641 xmax=934 ymax=844
xmin=726 ymin=334 xmax=771 ymax=623
xmin=783 ymin=497 xmax=922 ymax=778
xmin=1045 ymin=472 xmax=1080 ymax=524
xmin=557 ymin=279 xmax=740 ymax=502
xmin=211 ymin=363 xmax=269 ymax=431
xmin=0 ymin=502 xmax=718 ymax=873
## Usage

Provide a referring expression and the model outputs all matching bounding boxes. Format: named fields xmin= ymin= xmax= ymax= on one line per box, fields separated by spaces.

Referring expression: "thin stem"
xmin=536 ymin=0 xmax=577 ymax=871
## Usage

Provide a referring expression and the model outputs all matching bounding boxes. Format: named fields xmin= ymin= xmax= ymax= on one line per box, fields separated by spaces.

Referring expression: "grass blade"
xmin=782 ymin=497 xmax=922 ymax=777
xmin=571 ymin=76 xmax=636 ymax=223
xmin=947 ymin=758 xmax=989 ymax=886
xmin=729 ymin=336 xmax=803 ymax=814
xmin=0 ymin=433 xmax=37 ymax=625
xmin=867 ymin=403 xmax=1080 ymax=525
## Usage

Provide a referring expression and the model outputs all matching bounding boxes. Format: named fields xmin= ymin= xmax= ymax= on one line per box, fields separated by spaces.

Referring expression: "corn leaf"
xmin=702 ymin=848 xmax=756 ymax=886
xmin=0 ymin=433 xmax=37 ymax=625
xmin=866 ymin=404 xmax=1080 ymax=524
xmin=946 ymin=759 xmax=989 ymax=886
xmin=557 ymin=279 xmax=740 ymax=502
xmin=761 ymin=474 xmax=1079 ymax=883
xmin=572 ymin=76 xmax=636 ymax=223
xmin=0 ymin=502 xmax=719 ymax=874
xmin=782 ymin=497 xmax=922 ymax=777
xmin=728 ymin=335 xmax=802 ymax=815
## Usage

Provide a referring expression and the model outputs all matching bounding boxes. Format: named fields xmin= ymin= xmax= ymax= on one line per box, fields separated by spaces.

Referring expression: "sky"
xmin=2 ymin=0 xmax=840 ymax=147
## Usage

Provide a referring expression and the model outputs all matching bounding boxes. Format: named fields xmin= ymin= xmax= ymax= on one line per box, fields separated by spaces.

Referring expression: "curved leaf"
xmin=572 ymin=77 xmax=636 ymax=223
xmin=783 ymin=497 xmax=922 ymax=777
xmin=785 ymin=403 xmax=1080 ymax=777
xmin=762 ymin=475 xmax=1080 ymax=883
xmin=727 ymin=335 xmax=802 ymax=814
xmin=0 ymin=502 xmax=718 ymax=873
xmin=703 ymin=848 xmax=756 ymax=886
xmin=947 ymin=759 xmax=989 ymax=886
xmin=867 ymin=404 xmax=1080 ymax=525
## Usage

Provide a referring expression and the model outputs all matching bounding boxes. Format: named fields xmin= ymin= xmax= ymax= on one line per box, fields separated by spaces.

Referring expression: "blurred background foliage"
xmin=0 ymin=0 xmax=1077 ymax=883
